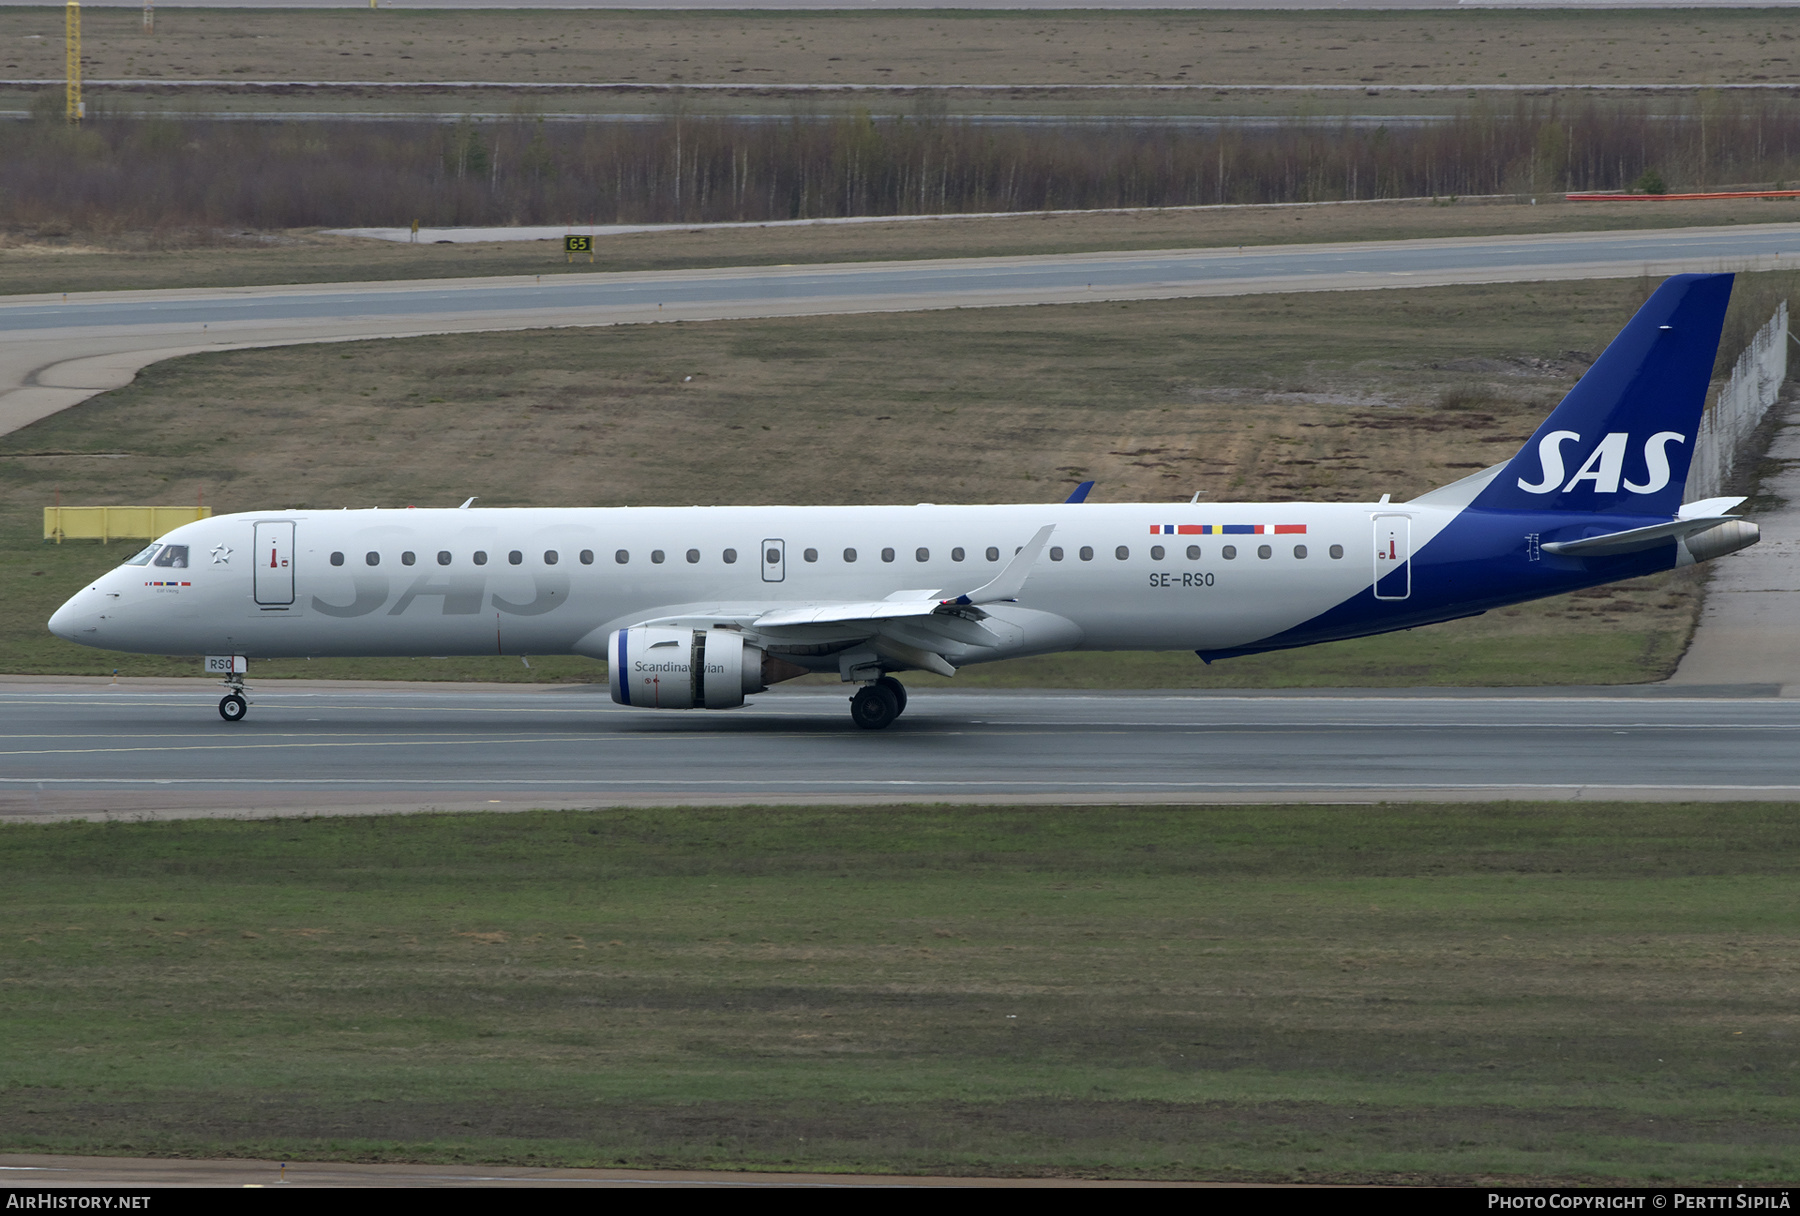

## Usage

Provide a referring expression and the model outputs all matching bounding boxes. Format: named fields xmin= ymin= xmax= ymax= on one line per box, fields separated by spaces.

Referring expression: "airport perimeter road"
xmin=4 ymin=223 xmax=1799 ymax=438
xmin=3 ymin=683 xmax=1798 ymax=821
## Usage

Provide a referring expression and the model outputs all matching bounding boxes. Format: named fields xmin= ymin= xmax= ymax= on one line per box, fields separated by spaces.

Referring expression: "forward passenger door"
xmin=253 ymin=521 xmax=295 ymax=606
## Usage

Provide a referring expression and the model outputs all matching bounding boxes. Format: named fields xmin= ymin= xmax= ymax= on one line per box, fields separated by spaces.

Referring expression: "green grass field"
xmin=4 ymin=803 xmax=1798 ymax=1182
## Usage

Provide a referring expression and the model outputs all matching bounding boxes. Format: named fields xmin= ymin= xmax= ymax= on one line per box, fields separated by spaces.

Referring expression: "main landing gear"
xmin=850 ymin=676 xmax=909 ymax=730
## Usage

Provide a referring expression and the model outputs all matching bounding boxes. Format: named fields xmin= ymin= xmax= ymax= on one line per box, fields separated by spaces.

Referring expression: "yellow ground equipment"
xmin=45 ymin=506 xmax=212 ymax=544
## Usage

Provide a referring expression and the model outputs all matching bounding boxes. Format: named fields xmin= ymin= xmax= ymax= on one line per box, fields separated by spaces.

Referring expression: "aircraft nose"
xmin=48 ymin=590 xmax=95 ymax=641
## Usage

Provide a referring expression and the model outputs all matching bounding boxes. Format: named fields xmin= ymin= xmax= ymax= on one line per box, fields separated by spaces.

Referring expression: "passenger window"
xmin=474 ymin=551 xmax=488 ymax=566
xmin=508 ymin=550 xmax=523 ymax=566
xmin=1329 ymin=544 xmax=1344 ymax=560
xmin=723 ymin=549 xmax=737 ymax=564
xmin=651 ymin=550 xmax=665 ymax=564
xmin=1294 ymin=545 xmax=1308 ymax=559
xmin=1049 ymin=546 xmax=1064 ymax=561
xmin=1114 ymin=546 xmax=1129 ymax=561
xmin=330 ymin=551 xmax=344 ymax=567
xmin=1257 ymin=544 xmax=1272 ymax=560
xmin=765 ymin=548 xmax=780 ymax=565
xmin=1186 ymin=545 xmax=1201 ymax=560
xmin=915 ymin=547 xmax=929 ymax=563
xmin=985 ymin=546 xmax=999 ymax=562
xmin=686 ymin=549 xmax=700 ymax=564
xmin=365 ymin=551 xmax=380 ymax=567
xmin=437 ymin=551 xmax=451 ymax=566
xmin=545 ymin=550 xmax=559 ymax=566
xmin=153 ymin=545 xmax=189 ymax=568
xmin=614 ymin=550 xmax=628 ymax=565
xmin=803 ymin=548 xmax=818 ymax=563
xmin=401 ymin=551 xmax=416 ymax=566
xmin=881 ymin=548 xmax=895 ymax=563
xmin=951 ymin=547 xmax=964 ymax=562
xmin=1222 ymin=545 xmax=1237 ymax=560
xmin=123 ymin=544 xmax=160 ymax=567
xmin=1079 ymin=546 xmax=1094 ymax=561
xmin=1151 ymin=545 xmax=1165 ymax=561
xmin=580 ymin=550 xmax=594 ymax=565
xmin=843 ymin=548 xmax=857 ymax=563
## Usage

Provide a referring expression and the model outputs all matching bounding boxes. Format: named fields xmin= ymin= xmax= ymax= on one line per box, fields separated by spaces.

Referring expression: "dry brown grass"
xmin=2 ymin=8 xmax=1794 ymax=90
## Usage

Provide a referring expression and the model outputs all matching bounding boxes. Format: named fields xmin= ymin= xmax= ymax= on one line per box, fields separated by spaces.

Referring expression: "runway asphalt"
xmin=6 ymin=223 xmax=1799 ymax=440
xmin=3 ymin=680 xmax=1796 ymax=821
xmin=0 ymin=0 xmax=1776 ymax=8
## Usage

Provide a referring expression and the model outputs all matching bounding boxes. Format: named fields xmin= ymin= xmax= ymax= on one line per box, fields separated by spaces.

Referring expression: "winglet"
xmin=459 ymin=497 xmax=477 ymax=510
xmin=945 ymin=525 xmax=1055 ymax=605
xmin=1064 ymin=480 xmax=1095 ymax=504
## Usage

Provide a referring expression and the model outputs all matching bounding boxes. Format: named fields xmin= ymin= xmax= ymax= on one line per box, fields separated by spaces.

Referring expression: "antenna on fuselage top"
xmin=459 ymin=497 xmax=477 ymax=510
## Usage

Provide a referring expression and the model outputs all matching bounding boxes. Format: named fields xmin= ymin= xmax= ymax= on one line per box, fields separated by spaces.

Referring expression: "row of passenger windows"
xmin=327 ymin=542 xmax=1348 ymax=568
xmin=330 ymin=548 xmax=601 ymax=568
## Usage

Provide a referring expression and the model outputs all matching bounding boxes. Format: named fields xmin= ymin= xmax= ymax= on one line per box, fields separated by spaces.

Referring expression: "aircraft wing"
xmin=608 ymin=525 xmax=1058 ymax=677
xmin=749 ymin=524 xmax=1053 ymax=634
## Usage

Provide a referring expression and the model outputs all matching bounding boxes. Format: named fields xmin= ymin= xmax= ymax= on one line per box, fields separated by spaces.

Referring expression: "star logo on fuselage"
xmin=211 ymin=545 xmax=232 ymax=565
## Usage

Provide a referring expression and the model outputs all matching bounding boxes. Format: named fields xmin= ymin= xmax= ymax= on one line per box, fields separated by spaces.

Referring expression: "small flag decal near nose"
xmin=1150 ymin=524 xmax=1307 ymax=535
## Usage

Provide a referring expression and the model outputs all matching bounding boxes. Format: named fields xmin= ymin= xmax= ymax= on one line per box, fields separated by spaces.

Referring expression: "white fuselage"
xmin=48 ymin=501 xmax=1451 ymax=666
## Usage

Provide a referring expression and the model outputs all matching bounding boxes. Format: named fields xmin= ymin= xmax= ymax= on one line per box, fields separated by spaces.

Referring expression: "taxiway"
xmin=6 ymin=223 xmax=1799 ymax=438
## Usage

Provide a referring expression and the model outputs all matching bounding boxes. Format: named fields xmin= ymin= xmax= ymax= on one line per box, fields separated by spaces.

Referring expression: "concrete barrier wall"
xmin=44 ymin=506 xmax=213 ymax=544
xmin=1688 ymin=302 xmax=1790 ymax=501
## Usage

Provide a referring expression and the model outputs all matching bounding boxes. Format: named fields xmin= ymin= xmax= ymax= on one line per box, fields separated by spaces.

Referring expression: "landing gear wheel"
xmin=219 ymin=693 xmax=247 ymax=723
xmin=876 ymin=675 xmax=908 ymax=716
xmin=850 ymin=683 xmax=900 ymax=730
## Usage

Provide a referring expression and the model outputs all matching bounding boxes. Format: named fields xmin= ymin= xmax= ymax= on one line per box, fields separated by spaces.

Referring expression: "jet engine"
xmin=1683 ymin=518 xmax=1760 ymax=564
xmin=607 ymin=626 xmax=798 ymax=709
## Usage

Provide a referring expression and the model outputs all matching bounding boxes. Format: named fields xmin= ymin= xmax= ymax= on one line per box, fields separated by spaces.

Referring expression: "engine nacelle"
xmin=607 ymin=626 xmax=768 ymax=710
xmin=1683 ymin=518 xmax=1760 ymax=564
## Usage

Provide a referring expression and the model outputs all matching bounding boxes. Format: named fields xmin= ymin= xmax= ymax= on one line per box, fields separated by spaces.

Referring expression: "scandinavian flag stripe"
xmin=1149 ymin=524 xmax=1307 ymax=535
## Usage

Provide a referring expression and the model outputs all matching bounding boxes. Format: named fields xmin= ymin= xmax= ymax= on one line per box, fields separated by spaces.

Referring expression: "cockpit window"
xmin=123 ymin=544 xmax=160 ymax=567
xmin=152 ymin=545 xmax=189 ymax=569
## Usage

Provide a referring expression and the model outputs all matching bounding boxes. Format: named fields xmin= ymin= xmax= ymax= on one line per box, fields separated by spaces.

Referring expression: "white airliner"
xmin=48 ymin=274 xmax=1759 ymax=729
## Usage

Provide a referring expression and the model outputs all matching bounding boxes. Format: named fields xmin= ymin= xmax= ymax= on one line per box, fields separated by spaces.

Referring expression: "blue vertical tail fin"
xmin=1470 ymin=273 xmax=1734 ymax=517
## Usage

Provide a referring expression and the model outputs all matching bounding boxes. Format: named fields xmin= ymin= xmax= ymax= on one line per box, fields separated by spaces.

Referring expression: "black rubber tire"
xmin=219 ymin=693 xmax=247 ymax=723
xmin=850 ymin=683 xmax=900 ymax=730
xmin=876 ymin=675 xmax=908 ymax=715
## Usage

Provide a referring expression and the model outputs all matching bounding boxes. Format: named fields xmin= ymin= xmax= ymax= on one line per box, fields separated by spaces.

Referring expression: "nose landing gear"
xmin=217 ymin=666 xmax=250 ymax=723
xmin=206 ymin=655 xmax=252 ymax=722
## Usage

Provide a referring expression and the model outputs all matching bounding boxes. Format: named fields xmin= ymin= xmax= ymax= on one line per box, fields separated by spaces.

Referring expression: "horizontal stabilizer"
xmin=1542 ymin=515 xmax=1739 ymax=557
